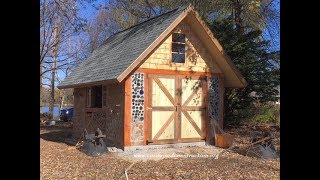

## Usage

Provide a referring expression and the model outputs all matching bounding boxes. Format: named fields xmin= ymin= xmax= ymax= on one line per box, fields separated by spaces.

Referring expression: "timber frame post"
xmin=124 ymin=77 xmax=132 ymax=147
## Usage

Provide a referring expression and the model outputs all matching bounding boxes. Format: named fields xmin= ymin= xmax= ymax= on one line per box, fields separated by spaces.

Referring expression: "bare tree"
xmin=40 ymin=0 xmax=84 ymax=119
xmin=103 ymin=0 xmax=279 ymax=46
xmin=86 ymin=9 xmax=115 ymax=52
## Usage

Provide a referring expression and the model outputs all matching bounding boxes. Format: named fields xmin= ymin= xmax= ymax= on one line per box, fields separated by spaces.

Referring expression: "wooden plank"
xmin=219 ymin=74 xmax=224 ymax=129
xmin=147 ymin=73 xmax=180 ymax=79
xmin=152 ymin=107 xmax=175 ymax=111
xmin=143 ymin=73 xmax=149 ymax=145
xmin=137 ymin=68 xmax=217 ymax=77
xmin=181 ymin=110 xmax=203 ymax=137
xmin=203 ymin=77 xmax=213 ymax=144
xmin=147 ymin=75 xmax=153 ymax=144
xmin=86 ymin=87 xmax=91 ymax=108
xmin=181 ymin=106 xmax=204 ymax=111
xmin=153 ymin=77 xmax=176 ymax=105
xmin=152 ymin=77 xmax=175 ymax=106
xmin=202 ymin=79 xmax=208 ymax=141
xmin=117 ymin=5 xmax=193 ymax=83
xmin=123 ymin=77 xmax=131 ymax=147
xmin=175 ymin=76 xmax=181 ymax=142
xmin=182 ymin=88 xmax=199 ymax=106
xmin=183 ymin=79 xmax=204 ymax=107
xmin=58 ymin=79 xmax=118 ymax=89
xmin=177 ymin=138 xmax=205 ymax=143
xmin=153 ymin=112 xmax=175 ymax=140
xmin=148 ymin=139 xmax=177 ymax=145
xmin=181 ymin=110 xmax=203 ymax=138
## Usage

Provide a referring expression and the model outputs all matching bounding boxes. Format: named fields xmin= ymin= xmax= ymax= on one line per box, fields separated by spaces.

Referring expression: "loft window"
xmin=86 ymin=85 xmax=103 ymax=108
xmin=172 ymin=33 xmax=186 ymax=63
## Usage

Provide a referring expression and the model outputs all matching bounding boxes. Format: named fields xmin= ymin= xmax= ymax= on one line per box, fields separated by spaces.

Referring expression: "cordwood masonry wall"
xmin=73 ymin=83 xmax=125 ymax=149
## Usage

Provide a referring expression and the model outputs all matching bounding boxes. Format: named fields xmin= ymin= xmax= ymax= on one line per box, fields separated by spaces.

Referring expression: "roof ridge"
xmin=115 ymin=4 xmax=191 ymax=35
xmin=98 ymin=4 xmax=190 ymax=49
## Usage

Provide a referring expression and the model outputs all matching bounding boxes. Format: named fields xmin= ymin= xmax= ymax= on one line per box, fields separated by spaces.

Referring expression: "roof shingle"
xmin=58 ymin=5 xmax=188 ymax=88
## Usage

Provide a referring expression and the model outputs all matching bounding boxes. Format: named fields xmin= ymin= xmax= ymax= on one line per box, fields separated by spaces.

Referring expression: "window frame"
xmin=86 ymin=85 xmax=104 ymax=108
xmin=171 ymin=33 xmax=186 ymax=64
xmin=86 ymin=87 xmax=91 ymax=108
xmin=102 ymin=85 xmax=107 ymax=107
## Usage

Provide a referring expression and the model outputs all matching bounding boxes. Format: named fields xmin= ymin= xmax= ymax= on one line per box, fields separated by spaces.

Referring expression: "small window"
xmin=172 ymin=33 xmax=185 ymax=43
xmin=86 ymin=85 xmax=102 ymax=108
xmin=102 ymin=85 xmax=107 ymax=107
xmin=172 ymin=54 xmax=185 ymax=63
xmin=172 ymin=33 xmax=186 ymax=63
xmin=86 ymin=88 xmax=91 ymax=107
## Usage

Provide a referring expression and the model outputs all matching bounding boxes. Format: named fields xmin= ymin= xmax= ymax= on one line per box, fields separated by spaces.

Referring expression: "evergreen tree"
xmin=208 ymin=18 xmax=280 ymax=122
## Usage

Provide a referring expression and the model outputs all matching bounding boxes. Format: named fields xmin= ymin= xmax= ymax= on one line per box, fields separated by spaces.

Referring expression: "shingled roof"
xmin=58 ymin=4 xmax=247 ymax=89
xmin=58 ymin=5 xmax=188 ymax=88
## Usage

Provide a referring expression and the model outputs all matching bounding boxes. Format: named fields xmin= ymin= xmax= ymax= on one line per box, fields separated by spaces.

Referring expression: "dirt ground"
xmin=40 ymin=122 xmax=280 ymax=179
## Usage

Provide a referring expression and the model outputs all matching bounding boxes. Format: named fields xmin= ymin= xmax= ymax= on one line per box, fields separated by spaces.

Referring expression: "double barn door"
xmin=148 ymin=74 xmax=207 ymax=144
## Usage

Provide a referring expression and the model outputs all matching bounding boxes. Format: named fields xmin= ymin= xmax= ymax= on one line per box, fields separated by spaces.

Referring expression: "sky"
xmin=262 ymin=0 xmax=280 ymax=52
xmin=77 ymin=0 xmax=105 ymax=19
xmin=75 ymin=0 xmax=280 ymax=51
xmin=53 ymin=0 xmax=105 ymax=85
xmin=52 ymin=0 xmax=280 ymax=86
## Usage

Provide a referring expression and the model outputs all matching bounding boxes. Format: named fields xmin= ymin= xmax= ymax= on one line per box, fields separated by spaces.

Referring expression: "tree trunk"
xmin=49 ymin=20 xmax=59 ymax=120
xmin=232 ymin=0 xmax=244 ymax=34
xmin=49 ymin=60 xmax=56 ymax=120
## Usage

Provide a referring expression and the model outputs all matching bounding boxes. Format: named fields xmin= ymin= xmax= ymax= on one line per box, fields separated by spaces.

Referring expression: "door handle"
xmin=147 ymin=107 xmax=152 ymax=110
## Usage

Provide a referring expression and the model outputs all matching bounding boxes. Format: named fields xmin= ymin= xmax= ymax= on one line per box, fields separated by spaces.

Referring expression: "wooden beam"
xmin=123 ymin=77 xmax=132 ymax=147
xmin=147 ymin=74 xmax=153 ymax=144
xmin=182 ymin=110 xmax=203 ymax=137
xmin=153 ymin=77 xmax=176 ymax=105
xmin=152 ymin=107 xmax=175 ymax=111
xmin=181 ymin=106 xmax=204 ymax=111
xmin=182 ymin=88 xmax=200 ymax=106
xmin=202 ymin=79 xmax=208 ymax=143
xmin=57 ymin=79 xmax=118 ymax=89
xmin=148 ymin=139 xmax=177 ymax=145
xmin=219 ymin=74 xmax=224 ymax=129
xmin=153 ymin=112 xmax=175 ymax=140
xmin=143 ymin=73 xmax=149 ymax=145
xmin=177 ymin=138 xmax=204 ymax=143
xmin=116 ymin=6 xmax=193 ymax=83
xmin=137 ymin=68 xmax=216 ymax=77
xmin=175 ymin=76 xmax=181 ymax=142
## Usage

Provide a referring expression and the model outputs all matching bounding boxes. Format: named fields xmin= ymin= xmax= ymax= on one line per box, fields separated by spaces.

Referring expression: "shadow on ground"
xmin=40 ymin=122 xmax=77 ymax=146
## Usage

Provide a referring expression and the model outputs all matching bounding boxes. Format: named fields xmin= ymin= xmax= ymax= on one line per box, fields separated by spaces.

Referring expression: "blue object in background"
xmin=41 ymin=106 xmax=73 ymax=117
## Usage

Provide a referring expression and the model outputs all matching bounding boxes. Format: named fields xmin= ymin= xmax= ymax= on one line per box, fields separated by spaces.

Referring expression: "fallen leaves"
xmin=40 ymin=124 xmax=279 ymax=179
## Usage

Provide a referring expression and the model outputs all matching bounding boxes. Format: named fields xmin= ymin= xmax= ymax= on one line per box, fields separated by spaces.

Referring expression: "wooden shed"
xmin=58 ymin=5 xmax=247 ymax=150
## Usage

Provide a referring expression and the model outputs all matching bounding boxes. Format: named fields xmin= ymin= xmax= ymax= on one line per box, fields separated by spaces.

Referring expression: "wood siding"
xmin=140 ymin=20 xmax=222 ymax=73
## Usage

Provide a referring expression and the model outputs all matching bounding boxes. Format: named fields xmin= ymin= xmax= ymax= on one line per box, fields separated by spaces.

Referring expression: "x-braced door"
xmin=147 ymin=74 xmax=206 ymax=144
